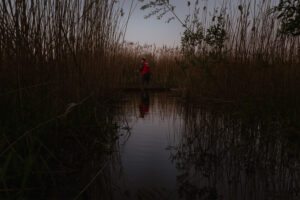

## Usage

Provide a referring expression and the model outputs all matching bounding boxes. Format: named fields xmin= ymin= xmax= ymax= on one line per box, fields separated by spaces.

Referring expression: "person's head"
xmin=141 ymin=57 xmax=146 ymax=63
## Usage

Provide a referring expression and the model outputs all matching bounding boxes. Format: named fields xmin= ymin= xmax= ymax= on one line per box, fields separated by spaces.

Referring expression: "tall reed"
xmin=0 ymin=0 xmax=130 ymax=198
xmin=138 ymin=0 xmax=300 ymax=103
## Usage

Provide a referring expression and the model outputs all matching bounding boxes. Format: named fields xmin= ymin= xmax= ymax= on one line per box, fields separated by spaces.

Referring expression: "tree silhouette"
xmin=274 ymin=0 xmax=300 ymax=36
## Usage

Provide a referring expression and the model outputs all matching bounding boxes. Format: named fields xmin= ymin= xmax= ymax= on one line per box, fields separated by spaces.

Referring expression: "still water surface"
xmin=112 ymin=92 xmax=299 ymax=200
xmin=119 ymin=92 xmax=181 ymax=192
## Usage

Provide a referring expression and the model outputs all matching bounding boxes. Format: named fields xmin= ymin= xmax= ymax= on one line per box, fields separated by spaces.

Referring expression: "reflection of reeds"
xmin=118 ymin=91 xmax=183 ymax=121
xmin=171 ymin=105 xmax=300 ymax=200
xmin=115 ymin=92 xmax=300 ymax=199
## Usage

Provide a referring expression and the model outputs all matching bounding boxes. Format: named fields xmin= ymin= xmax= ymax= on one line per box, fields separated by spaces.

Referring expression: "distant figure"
xmin=139 ymin=57 xmax=150 ymax=90
xmin=139 ymin=92 xmax=149 ymax=118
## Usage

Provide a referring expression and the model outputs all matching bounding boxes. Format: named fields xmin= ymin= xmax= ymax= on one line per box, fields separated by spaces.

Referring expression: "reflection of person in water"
xmin=139 ymin=92 xmax=149 ymax=118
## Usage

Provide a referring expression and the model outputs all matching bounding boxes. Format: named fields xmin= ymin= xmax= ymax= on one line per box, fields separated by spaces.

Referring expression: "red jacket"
xmin=141 ymin=61 xmax=150 ymax=74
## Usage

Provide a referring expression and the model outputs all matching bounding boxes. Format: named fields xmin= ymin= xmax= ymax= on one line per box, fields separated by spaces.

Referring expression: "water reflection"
xmin=139 ymin=92 xmax=150 ymax=118
xmin=171 ymin=105 xmax=300 ymax=200
xmin=115 ymin=92 xmax=182 ymax=199
xmin=114 ymin=92 xmax=300 ymax=200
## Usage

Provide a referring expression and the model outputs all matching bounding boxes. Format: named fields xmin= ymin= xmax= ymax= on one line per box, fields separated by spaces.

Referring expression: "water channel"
xmin=106 ymin=91 xmax=300 ymax=200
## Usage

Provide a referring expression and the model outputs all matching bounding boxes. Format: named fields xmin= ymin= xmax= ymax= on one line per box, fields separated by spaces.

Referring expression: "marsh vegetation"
xmin=0 ymin=0 xmax=299 ymax=199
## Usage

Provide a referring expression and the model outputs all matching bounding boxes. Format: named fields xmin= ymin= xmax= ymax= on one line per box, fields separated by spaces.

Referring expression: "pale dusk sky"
xmin=123 ymin=0 xmax=218 ymax=47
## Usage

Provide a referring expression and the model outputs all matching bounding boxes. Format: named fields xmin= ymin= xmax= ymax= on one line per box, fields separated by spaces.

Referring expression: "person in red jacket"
xmin=139 ymin=58 xmax=150 ymax=89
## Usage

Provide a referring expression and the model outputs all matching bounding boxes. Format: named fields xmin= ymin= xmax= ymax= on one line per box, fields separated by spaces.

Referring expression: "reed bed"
xmin=136 ymin=0 xmax=300 ymax=105
xmin=0 ymin=0 xmax=130 ymax=198
xmin=1 ymin=0 xmax=299 ymax=104
xmin=115 ymin=42 xmax=182 ymax=88
xmin=0 ymin=0 xmax=299 ymax=198
xmin=181 ymin=0 xmax=299 ymax=103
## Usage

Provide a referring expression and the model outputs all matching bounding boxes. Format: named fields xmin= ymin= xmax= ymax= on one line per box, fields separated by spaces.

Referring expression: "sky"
xmin=123 ymin=0 xmax=217 ymax=47
xmin=122 ymin=0 xmax=280 ymax=47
